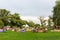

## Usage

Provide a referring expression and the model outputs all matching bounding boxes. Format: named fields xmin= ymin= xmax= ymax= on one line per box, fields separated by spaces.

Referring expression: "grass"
xmin=0 ymin=31 xmax=60 ymax=40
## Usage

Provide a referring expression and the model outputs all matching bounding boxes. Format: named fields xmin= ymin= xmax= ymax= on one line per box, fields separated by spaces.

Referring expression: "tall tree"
xmin=53 ymin=0 xmax=60 ymax=26
xmin=0 ymin=9 xmax=28 ymax=28
xmin=0 ymin=9 xmax=10 ymax=26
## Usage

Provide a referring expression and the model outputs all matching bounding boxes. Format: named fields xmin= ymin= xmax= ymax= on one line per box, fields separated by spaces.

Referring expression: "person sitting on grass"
xmin=41 ymin=27 xmax=47 ymax=33
xmin=20 ymin=28 xmax=26 ymax=32
xmin=32 ymin=27 xmax=39 ymax=33
xmin=0 ymin=27 xmax=5 ymax=32
xmin=0 ymin=29 xmax=4 ymax=32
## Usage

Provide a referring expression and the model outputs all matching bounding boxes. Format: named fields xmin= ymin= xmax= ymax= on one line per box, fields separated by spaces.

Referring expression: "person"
xmin=0 ymin=29 xmax=4 ymax=32
xmin=42 ymin=28 xmax=46 ymax=33
xmin=32 ymin=27 xmax=39 ymax=33
xmin=20 ymin=28 xmax=26 ymax=32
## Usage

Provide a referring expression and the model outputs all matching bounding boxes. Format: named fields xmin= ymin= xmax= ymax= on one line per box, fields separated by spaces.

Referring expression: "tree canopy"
xmin=0 ymin=9 xmax=27 ymax=28
xmin=53 ymin=0 xmax=60 ymax=26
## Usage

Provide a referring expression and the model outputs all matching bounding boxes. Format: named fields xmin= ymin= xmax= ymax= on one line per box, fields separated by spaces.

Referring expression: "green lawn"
xmin=0 ymin=31 xmax=60 ymax=40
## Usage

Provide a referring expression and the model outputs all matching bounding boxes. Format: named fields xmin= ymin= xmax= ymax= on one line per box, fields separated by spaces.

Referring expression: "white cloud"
xmin=20 ymin=16 xmax=49 ymax=24
xmin=20 ymin=16 xmax=40 ymax=24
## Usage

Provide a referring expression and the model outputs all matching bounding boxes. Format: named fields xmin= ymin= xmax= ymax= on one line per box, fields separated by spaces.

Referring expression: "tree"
xmin=16 ymin=20 xmax=27 ymax=28
xmin=34 ymin=24 xmax=40 ymax=27
xmin=48 ymin=16 xmax=54 ymax=30
xmin=0 ymin=9 xmax=10 ymax=26
xmin=53 ymin=0 xmax=60 ymax=26
xmin=48 ymin=16 xmax=53 ymax=27
xmin=0 ymin=20 xmax=4 ymax=28
xmin=0 ymin=9 xmax=28 ymax=28
xmin=39 ymin=16 xmax=46 ymax=27
xmin=9 ymin=13 xmax=27 ymax=28
xmin=9 ymin=13 xmax=20 ymax=27
xmin=27 ymin=21 xmax=35 ymax=27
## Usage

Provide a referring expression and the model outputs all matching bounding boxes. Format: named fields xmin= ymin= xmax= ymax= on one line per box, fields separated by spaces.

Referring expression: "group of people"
xmin=32 ymin=27 xmax=48 ymax=33
xmin=0 ymin=26 xmax=48 ymax=33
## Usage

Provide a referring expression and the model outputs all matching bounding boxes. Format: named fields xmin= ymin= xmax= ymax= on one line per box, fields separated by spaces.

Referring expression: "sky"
xmin=0 ymin=0 xmax=56 ymax=24
xmin=0 ymin=0 xmax=56 ymax=17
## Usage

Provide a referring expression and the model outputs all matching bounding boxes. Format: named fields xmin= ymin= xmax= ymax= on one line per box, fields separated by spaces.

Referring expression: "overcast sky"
xmin=0 ymin=0 xmax=56 ymax=17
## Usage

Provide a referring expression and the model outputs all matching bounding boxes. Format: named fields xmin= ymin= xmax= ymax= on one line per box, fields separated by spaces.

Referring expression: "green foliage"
xmin=53 ymin=0 xmax=60 ymax=26
xmin=34 ymin=24 xmax=40 ymax=27
xmin=9 ymin=13 xmax=21 ymax=26
xmin=48 ymin=16 xmax=53 ymax=27
xmin=39 ymin=16 xmax=46 ymax=27
xmin=0 ymin=9 xmax=10 ymax=26
xmin=27 ymin=21 xmax=35 ymax=27
xmin=0 ymin=9 xmax=28 ymax=28
xmin=0 ymin=20 xmax=4 ymax=28
xmin=9 ymin=13 xmax=26 ymax=28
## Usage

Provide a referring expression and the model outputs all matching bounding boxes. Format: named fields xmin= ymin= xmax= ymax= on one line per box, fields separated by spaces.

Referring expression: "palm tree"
xmin=38 ymin=16 xmax=46 ymax=27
